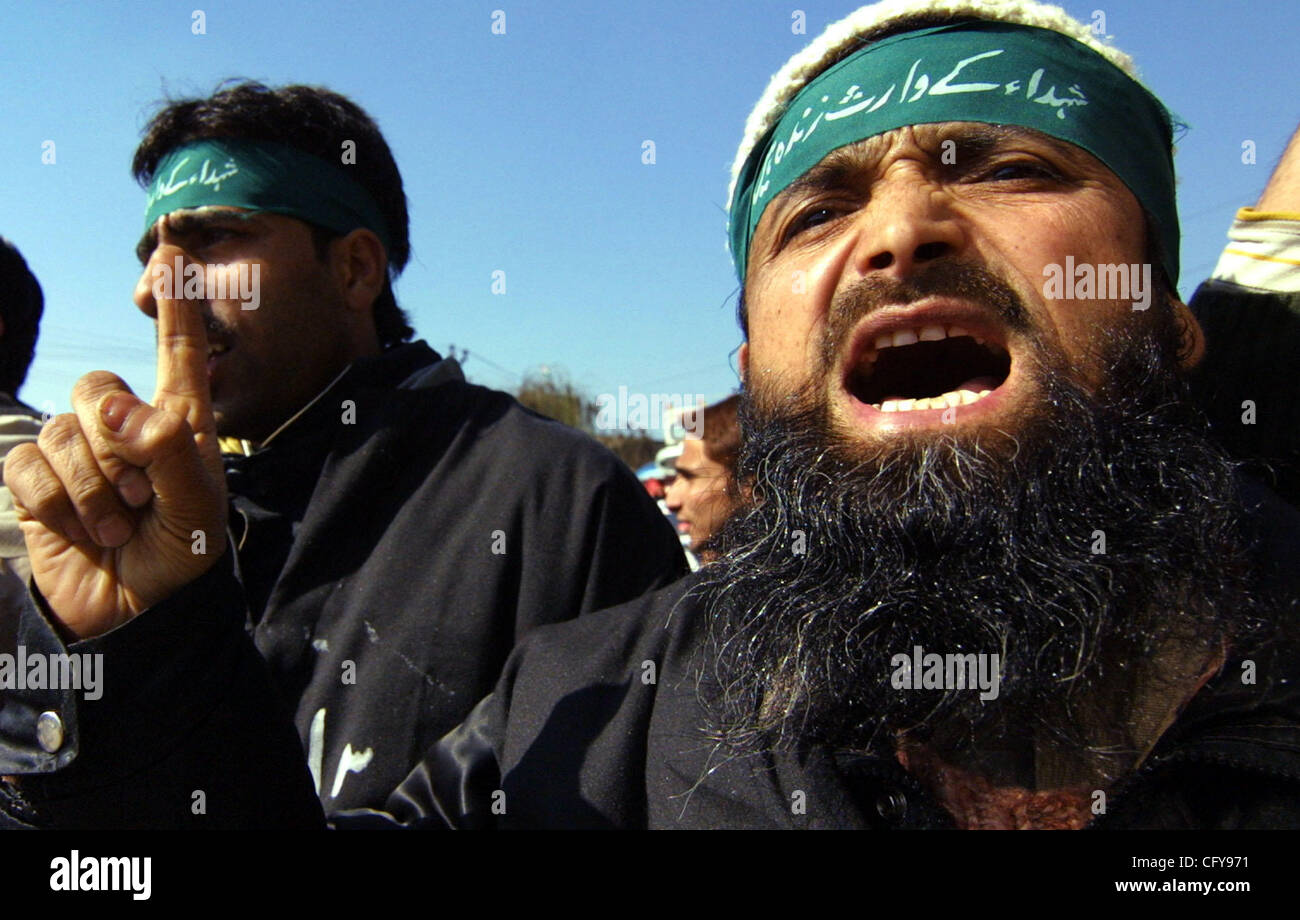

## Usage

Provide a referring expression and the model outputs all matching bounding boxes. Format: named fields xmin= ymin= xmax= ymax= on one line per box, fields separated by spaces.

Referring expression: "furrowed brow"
xmin=937 ymin=123 xmax=1091 ymax=166
xmin=135 ymin=210 xmax=256 ymax=264
xmin=938 ymin=124 xmax=1009 ymax=161
xmin=770 ymin=159 xmax=862 ymax=211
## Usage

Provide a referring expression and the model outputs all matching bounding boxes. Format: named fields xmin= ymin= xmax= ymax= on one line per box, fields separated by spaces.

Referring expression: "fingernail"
xmin=96 ymin=514 xmax=131 ymax=547
xmin=101 ymin=394 xmax=133 ymax=433
xmin=116 ymin=469 xmax=153 ymax=508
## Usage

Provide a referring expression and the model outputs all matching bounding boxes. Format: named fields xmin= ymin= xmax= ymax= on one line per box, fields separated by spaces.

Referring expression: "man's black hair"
xmin=132 ymin=81 xmax=414 ymax=347
xmin=0 ymin=238 xmax=45 ymax=396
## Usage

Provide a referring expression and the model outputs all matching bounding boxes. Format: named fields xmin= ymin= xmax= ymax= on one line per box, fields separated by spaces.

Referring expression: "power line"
xmin=447 ymin=344 xmax=522 ymax=382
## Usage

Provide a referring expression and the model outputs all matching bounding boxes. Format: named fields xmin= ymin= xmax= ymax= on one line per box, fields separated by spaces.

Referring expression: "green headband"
xmin=729 ymin=21 xmax=1179 ymax=285
xmin=144 ymin=138 xmax=391 ymax=251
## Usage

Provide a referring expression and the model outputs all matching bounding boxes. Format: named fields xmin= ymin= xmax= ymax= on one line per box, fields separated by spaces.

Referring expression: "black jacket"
xmin=1188 ymin=280 xmax=1300 ymax=505
xmin=3 ymin=478 xmax=1297 ymax=829
xmin=376 ymin=478 xmax=1300 ymax=829
xmin=0 ymin=341 xmax=687 ymax=827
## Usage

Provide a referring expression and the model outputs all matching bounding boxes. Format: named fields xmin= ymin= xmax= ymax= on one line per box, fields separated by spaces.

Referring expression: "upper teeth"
xmin=876 ymin=389 xmax=993 ymax=412
xmin=872 ymin=324 xmax=986 ymax=353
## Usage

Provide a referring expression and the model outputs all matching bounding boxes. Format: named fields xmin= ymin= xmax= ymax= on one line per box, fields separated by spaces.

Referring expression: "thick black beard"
xmin=694 ymin=324 xmax=1266 ymax=782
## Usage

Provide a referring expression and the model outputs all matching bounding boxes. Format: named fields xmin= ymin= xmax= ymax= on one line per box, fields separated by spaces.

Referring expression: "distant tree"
xmin=515 ymin=367 xmax=597 ymax=433
xmin=515 ymin=368 xmax=662 ymax=471
xmin=597 ymin=432 xmax=661 ymax=470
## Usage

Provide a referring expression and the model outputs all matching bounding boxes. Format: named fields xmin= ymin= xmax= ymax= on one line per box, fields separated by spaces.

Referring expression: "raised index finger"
xmin=152 ymin=293 xmax=211 ymax=425
xmin=152 ymin=294 xmax=221 ymax=476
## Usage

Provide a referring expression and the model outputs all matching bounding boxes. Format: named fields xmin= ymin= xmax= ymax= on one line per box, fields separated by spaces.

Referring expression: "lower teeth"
xmin=873 ymin=389 xmax=992 ymax=412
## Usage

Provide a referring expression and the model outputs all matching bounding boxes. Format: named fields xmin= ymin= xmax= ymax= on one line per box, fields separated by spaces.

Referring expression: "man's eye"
xmin=784 ymin=206 xmax=842 ymax=242
xmin=983 ymin=162 xmax=1059 ymax=182
xmin=189 ymin=226 xmax=243 ymax=250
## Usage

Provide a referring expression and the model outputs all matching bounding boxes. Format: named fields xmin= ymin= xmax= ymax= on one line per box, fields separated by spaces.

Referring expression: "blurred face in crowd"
xmin=665 ymin=437 xmax=735 ymax=551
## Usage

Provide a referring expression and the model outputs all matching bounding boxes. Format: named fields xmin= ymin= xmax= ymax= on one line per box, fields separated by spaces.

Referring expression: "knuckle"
xmin=139 ymin=409 xmax=193 ymax=456
xmin=71 ymin=371 xmax=127 ymax=406
xmin=64 ymin=466 xmax=112 ymax=507
xmin=2 ymin=443 xmax=41 ymax=489
xmin=36 ymin=414 xmax=83 ymax=454
xmin=22 ymin=477 xmax=72 ymax=522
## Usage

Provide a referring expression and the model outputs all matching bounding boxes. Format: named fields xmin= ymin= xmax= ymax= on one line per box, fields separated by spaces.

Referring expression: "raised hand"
xmin=3 ymin=294 xmax=228 ymax=639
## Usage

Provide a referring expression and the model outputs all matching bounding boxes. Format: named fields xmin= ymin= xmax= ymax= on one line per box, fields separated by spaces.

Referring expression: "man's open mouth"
xmin=844 ymin=319 xmax=1012 ymax=413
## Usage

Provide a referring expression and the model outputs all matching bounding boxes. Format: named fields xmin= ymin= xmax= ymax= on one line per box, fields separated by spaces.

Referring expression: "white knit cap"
xmin=726 ymin=0 xmax=1143 ymax=216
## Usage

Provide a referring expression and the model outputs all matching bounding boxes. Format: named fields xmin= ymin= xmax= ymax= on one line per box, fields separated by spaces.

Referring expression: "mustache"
xmin=818 ymin=261 xmax=1034 ymax=371
xmin=150 ymin=304 xmax=234 ymax=343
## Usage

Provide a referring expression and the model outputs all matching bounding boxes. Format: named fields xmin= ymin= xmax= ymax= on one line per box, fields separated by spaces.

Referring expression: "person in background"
xmin=0 ymin=238 xmax=45 ymax=591
xmin=665 ymin=394 xmax=742 ymax=562
xmin=1187 ymin=126 xmax=1300 ymax=505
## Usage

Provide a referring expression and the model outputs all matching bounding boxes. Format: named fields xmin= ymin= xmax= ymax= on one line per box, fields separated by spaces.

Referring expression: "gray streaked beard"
xmin=693 ymin=323 xmax=1266 ymax=785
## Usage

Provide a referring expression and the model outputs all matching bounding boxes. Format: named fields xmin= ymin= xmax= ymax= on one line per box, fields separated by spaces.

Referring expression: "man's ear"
xmin=332 ymin=228 xmax=388 ymax=315
xmin=1173 ymin=299 xmax=1207 ymax=371
xmin=738 ymin=341 xmax=749 ymax=384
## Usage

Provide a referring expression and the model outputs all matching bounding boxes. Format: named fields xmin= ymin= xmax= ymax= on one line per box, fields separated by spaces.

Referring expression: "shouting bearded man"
xmin=403 ymin=0 xmax=1300 ymax=830
xmin=1 ymin=0 xmax=1298 ymax=830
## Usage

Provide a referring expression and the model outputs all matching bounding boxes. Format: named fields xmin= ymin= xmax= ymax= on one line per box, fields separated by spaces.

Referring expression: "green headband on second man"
xmin=729 ymin=20 xmax=1179 ymax=285
xmin=144 ymin=137 xmax=391 ymax=252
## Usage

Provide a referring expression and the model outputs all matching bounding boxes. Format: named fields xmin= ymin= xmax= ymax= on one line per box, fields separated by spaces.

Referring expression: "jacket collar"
xmin=222 ymin=341 xmax=458 ymax=456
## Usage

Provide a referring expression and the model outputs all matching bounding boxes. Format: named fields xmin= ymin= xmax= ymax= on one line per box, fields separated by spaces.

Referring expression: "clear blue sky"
xmin=1 ymin=0 xmax=1295 ymax=423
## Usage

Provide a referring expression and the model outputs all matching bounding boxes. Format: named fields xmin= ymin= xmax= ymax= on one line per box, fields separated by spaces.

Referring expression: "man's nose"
xmin=846 ymin=172 xmax=965 ymax=280
xmin=133 ymin=242 xmax=190 ymax=319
